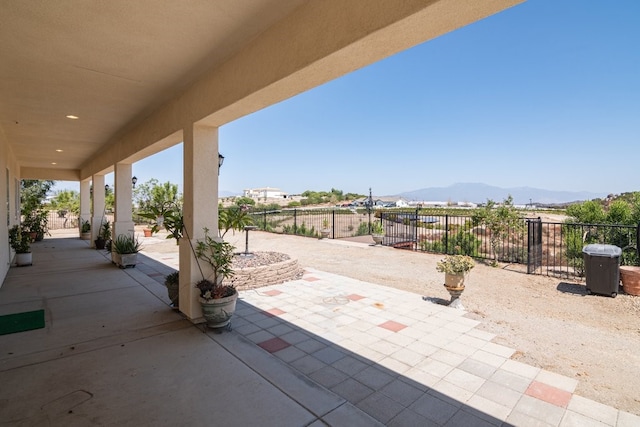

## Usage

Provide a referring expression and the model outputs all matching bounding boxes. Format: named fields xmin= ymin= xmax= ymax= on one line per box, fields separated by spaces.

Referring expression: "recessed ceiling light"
xmin=51 ymin=162 xmax=57 ymax=165
xmin=55 ymin=149 xmax=63 ymax=152
xmin=66 ymin=115 xmax=79 ymax=119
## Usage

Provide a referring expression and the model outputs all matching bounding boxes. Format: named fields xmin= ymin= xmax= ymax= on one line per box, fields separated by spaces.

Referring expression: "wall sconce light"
xmin=132 ymin=176 xmax=138 ymax=188
xmin=218 ymin=153 xmax=225 ymax=175
xmin=104 ymin=184 xmax=109 ymax=195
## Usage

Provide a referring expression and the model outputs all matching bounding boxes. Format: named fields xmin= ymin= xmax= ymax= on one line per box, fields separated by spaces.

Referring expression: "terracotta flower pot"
xmin=620 ymin=266 xmax=640 ymax=296
xmin=143 ymin=228 xmax=152 ymax=237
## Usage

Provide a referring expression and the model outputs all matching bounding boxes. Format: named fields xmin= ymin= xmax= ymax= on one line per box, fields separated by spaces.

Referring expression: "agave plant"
xmin=112 ymin=234 xmax=142 ymax=254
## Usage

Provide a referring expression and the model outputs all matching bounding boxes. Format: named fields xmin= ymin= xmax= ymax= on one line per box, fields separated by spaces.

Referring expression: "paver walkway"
xmin=108 ymin=229 xmax=640 ymax=426
xmin=211 ymin=268 xmax=637 ymax=427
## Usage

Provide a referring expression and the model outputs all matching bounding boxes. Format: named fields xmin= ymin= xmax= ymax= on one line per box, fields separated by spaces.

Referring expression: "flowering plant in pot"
xmin=436 ymin=254 xmax=474 ymax=307
xmin=437 ymin=254 xmax=474 ymax=296
xmin=194 ymin=227 xmax=237 ymax=328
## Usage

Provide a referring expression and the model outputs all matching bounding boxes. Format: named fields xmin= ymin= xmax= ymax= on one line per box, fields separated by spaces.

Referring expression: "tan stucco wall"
xmin=1 ymin=130 xmax=20 ymax=286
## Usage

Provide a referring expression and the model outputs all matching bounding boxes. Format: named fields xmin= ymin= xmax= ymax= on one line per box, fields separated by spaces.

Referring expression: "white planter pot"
xmin=113 ymin=252 xmax=138 ymax=268
xmin=372 ymin=234 xmax=384 ymax=245
xmin=80 ymin=232 xmax=91 ymax=240
xmin=15 ymin=252 xmax=33 ymax=266
xmin=200 ymin=291 xmax=238 ymax=328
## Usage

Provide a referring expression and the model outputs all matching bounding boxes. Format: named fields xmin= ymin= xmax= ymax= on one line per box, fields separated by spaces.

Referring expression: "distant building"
xmin=353 ymin=196 xmax=410 ymax=208
xmin=243 ymin=187 xmax=288 ymax=200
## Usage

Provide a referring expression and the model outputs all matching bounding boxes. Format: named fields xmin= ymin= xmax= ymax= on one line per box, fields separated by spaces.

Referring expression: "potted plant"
xmin=111 ymin=234 xmax=142 ymax=268
xmin=320 ymin=218 xmax=330 ymax=239
xmin=436 ymin=255 xmax=475 ymax=305
xmin=24 ymin=210 xmax=49 ymax=241
xmin=194 ymin=227 xmax=237 ymax=329
xmin=164 ymin=271 xmax=179 ymax=309
xmin=80 ymin=219 xmax=91 ymax=240
xmin=139 ymin=203 xmax=183 ymax=244
xmin=371 ymin=221 xmax=385 ymax=245
xmin=95 ymin=221 xmax=111 ymax=250
xmin=9 ymin=225 xmax=32 ymax=266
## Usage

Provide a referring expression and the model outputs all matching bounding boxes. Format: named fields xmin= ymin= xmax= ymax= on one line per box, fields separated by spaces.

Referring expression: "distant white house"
xmin=352 ymin=196 xmax=410 ymax=208
xmin=243 ymin=187 xmax=288 ymax=200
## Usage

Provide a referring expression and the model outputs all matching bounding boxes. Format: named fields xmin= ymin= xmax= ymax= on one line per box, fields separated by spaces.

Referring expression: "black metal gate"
xmin=527 ymin=217 xmax=543 ymax=274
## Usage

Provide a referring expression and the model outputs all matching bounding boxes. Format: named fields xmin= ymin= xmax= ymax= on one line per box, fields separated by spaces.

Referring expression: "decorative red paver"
xmin=263 ymin=290 xmax=282 ymax=296
xmin=347 ymin=294 xmax=365 ymax=301
xmin=257 ymin=337 xmax=291 ymax=353
xmin=264 ymin=308 xmax=286 ymax=317
xmin=525 ymin=381 xmax=572 ymax=408
xmin=304 ymin=276 xmax=320 ymax=282
xmin=378 ymin=320 xmax=407 ymax=332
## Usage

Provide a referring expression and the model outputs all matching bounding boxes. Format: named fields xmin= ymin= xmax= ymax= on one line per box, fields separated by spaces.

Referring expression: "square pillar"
xmin=113 ymin=162 xmax=135 ymax=239
xmin=79 ymin=179 xmax=91 ymax=237
xmin=91 ymin=175 xmax=106 ymax=247
xmin=179 ymin=124 xmax=220 ymax=322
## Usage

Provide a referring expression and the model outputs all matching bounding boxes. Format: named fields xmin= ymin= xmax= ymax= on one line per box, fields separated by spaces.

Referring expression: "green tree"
xmin=20 ymin=180 xmax=54 ymax=238
xmin=565 ymin=200 xmax=606 ymax=224
xmin=50 ymin=189 xmax=80 ymax=215
xmin=234 ymin=196 xmax=255 ymax=207
xmin=471 ymin=195 xmax=524 ymax=266
xmin=21 ymin=180 xmax=54 ymax=216
xmin=134 ymin=179 xmax=180 ymax=212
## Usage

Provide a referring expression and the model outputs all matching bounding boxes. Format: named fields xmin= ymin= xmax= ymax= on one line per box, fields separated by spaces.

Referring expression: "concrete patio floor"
xmin=1 ymin=231 xmax=639 ymax=426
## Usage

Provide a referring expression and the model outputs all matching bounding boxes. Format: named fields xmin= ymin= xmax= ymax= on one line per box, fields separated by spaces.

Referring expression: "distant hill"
xmin=396 ymin=183 xmax=607 ymax=205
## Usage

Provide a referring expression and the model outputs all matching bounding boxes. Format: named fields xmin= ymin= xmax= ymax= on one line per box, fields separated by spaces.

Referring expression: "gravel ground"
xmin=145 ymin=228 xmax=640 ymax=415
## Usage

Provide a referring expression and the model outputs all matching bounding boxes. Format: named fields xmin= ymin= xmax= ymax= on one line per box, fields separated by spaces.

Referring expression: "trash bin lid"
xmin=582 ymin=244 xmax=622 ymax=257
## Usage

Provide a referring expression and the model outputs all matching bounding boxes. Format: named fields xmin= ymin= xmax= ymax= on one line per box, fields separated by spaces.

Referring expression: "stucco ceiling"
xmin=0 ymin=0 xmax=306 ymax=172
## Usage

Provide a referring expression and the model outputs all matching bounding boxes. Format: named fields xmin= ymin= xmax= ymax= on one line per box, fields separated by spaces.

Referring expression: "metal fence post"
xmin=332 ymin=209 xmax=336 ymax=239
xmin=293 ymin=209 xmax=297 ymax=234
xmin=414 ymin=208 xmax=419 ymax=249
xmin=444 ymin=215 xmax=449 ymax=254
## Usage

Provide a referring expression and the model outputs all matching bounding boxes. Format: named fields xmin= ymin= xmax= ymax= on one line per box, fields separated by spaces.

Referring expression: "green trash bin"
xmin=582 ymin=244 xmax=621 ymax=297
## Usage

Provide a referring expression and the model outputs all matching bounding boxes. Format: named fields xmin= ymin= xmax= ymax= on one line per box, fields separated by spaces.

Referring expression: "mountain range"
xmin=396 ymin=183 xmax=608 ymax=205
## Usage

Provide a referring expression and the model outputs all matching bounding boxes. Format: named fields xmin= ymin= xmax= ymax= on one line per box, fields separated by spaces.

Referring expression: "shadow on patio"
xmin=2 ymin=234 xmax=619 ymax=426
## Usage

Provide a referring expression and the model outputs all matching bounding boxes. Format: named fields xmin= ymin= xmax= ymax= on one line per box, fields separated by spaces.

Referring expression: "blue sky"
xmin=55 ymin=0 xmax=640 ymax=198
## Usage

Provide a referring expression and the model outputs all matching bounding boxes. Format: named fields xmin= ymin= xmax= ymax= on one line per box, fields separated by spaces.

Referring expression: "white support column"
xmin=79 ymin=179 xmax=91 ymax=237
xmin=91 ymin=175 xmax=106 ymax=248
xmin=179 ymin=124 xmax=219 ymax=322
xmin=113 ymin=163 xmax=135 ymax=239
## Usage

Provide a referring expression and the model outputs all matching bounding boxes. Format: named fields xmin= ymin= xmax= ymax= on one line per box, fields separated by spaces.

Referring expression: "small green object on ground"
xmin=0 ymin=309 xmax=45 ymax=335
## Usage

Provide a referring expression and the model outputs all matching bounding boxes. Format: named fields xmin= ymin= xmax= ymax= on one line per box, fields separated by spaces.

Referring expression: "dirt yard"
xmin=219 ymin=230 xmax=640 ymax=415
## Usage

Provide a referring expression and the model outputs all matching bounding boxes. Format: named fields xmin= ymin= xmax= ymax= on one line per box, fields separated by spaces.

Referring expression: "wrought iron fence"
xmin=245 ymin=207 xmax=640 ymax=279
xmin=45 ymin=209 xmax=79 ymax=230
xmin=46 ymin=210 xmax=115 ymax=231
